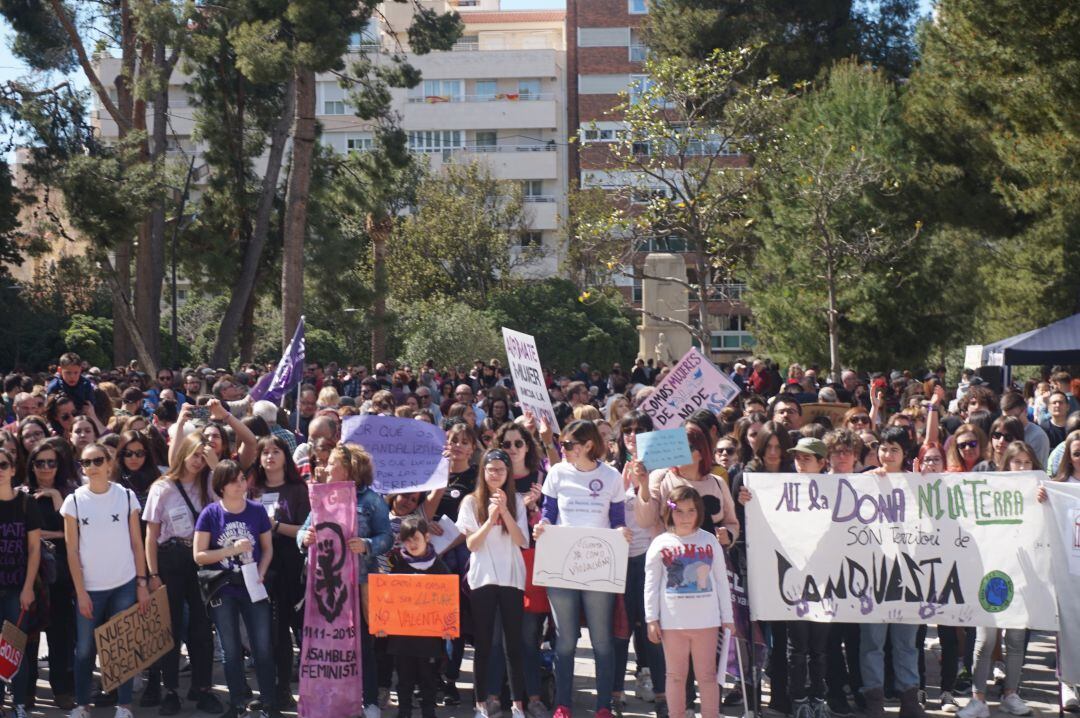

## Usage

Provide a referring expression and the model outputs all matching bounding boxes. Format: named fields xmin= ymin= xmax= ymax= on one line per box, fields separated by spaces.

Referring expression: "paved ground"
xmin=7 ymin=629 xmax=1067 ymax=718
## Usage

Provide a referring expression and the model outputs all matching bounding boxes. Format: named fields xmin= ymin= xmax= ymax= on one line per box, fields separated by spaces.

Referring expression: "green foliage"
xmin=389 ymin=162 xmax=533 ymax=308
xmin=487 ymin=279 xmax=639 ymax=374
xmin=645 ymin=0 xmax=920 ymax=83
xmin=903 ymin=0 xmax=1080 ymax=341
xmin=62 ymin=314 xmax=112 ymax=369
xmin=396 ymin=298 xmax=505 ymax=370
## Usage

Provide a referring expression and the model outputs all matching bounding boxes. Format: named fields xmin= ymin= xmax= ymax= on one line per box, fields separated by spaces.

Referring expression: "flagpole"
xmin=295 ymin=315 xmax=305 ymax=432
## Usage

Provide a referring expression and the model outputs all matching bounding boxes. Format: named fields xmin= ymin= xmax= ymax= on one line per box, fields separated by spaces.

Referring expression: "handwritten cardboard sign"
xmin=0 ymin=618 xmax=27 ymax=684
xmin=341 ymin=415 xmax=449 ymax=494
xmin=801 ymin=403 xmax=851 ymax=428
xmin=298 ymin=481 xmax=363 ymax=718
xmin=641 ymin=348 xmax=740 ymax=430
xmin=533 ymin=525 xmax=629 ymax=594
xmin=94 ymin=587 xmax=173 ymax=692
xmin=502 ymin=327 xmax=560 ymax=433
xmin=635 ymin=428 xmax=693 ymax=472
xmin=368 ymin=574 xmax=460 ymax=638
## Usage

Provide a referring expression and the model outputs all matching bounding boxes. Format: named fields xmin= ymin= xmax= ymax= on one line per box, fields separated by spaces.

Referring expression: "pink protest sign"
xmin=298 ymin=482 xmax=363 ymax=718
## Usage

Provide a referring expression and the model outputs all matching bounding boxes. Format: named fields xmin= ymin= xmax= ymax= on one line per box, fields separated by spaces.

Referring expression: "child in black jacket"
xmin=387 ymin=516 xmax=451 ymax=718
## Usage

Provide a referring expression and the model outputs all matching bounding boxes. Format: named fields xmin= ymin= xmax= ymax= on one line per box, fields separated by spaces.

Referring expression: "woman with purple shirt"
xmin=533 ymin=420 xmax=631 ymax=718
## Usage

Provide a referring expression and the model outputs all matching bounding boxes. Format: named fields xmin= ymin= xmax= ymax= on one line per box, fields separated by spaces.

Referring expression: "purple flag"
xmin=250 ymin=317 xmax=306 ymax=404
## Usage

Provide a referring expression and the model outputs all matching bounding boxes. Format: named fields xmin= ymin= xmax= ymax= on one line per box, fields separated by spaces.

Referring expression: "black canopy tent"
xmin=983 ymin=313 xmax=1080 ymax=368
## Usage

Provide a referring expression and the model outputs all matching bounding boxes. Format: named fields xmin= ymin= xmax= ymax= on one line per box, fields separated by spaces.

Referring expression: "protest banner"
xmin=533 ymin=525 xmax=629 ymax=594
xmin=801 ymin=403 xmax=851 ymax=427
xmin=94 ymin=587 xmax=173 ymax=692
xmin=720 ymin=550 xmax=766 ymax=681
xmin=502 ymin=327 xmax=560 ymax=432
xmin=635 ymin=428 xmax=693 ymax=472
xmin=641 ymin=348 xmax=740 ymax=430
xmin=369 ymin=574 xmax=460 ymax=638
xmin=342 ymin=414 xmax=449 ymax=494
xmin=1044 ymin=482 xmax=1080 ymax=685
xmin=744 ymin=472 xmax=1056 ymax=629
xmin=0 ymin=615 xmax=26 ymax=684
xmin=299 ymin=481 xmax=363 ymax=718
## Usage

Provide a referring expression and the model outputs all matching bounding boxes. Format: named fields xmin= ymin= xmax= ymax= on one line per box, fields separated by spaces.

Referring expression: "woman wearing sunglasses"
xmin=0 ymin=445 xmax=42 ymax=718
xmin=46 ymin=393 xmax=79 ymax=439
xmin=973 ymin=416 xmax=1024 ymax=471
xmin=534 ymin=419 xmax=630 ymax=718
xmin=842 ymin=407 xmax=873 ymax=434
xmin=113 ymin=430 xmax=161 ymax=509
xmin=61 ymin=441 xmax=151 ymax=718
xmin=613 ymin=411 xmax=667 ymax=717
xmin=24 ymin=438 xmax=80 ymax=710
xmin=945 ymin=424 xmax=988 ymax=472
xmin=15 ymin=416 xmax=50 ymax=485
xmin=142 ymin=431 xmax=222 ymax=715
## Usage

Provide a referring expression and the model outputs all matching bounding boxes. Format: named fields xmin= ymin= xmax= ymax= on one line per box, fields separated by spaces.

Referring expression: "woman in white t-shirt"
xmin=534 ymin=419 xmax=630 ymax=718
xmin=143 ymin=431 xmax=222 ymax=714
xmin=61 ymin=441 xmax=150 ymax=718
xmin=457 ymin=448 xmax=530 ymax=718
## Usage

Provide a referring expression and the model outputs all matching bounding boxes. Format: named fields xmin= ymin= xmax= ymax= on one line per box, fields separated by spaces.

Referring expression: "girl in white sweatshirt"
xmin=645 ymin=485 xmax=734 ymax=718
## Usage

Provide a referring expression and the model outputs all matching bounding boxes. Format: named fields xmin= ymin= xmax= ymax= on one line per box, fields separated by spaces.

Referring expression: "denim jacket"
xmin=297 ymin=485 xmax=394 ymax=584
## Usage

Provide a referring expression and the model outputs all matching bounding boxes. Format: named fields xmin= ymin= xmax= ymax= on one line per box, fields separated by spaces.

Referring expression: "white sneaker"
xmin=957 ymin=698 xmax=990 ymax=718
xmin=364 ymin=703 xmax=382 ymax=718
xmin=115 ymin=707 xmax=135 ymax=718
xmin=1065 ymin=684 xmax=1080 ymax=713
xmin=512 ymin=707 xmax=527 ymax=718
xmin=475 ymin=708 xmax=489 ymax=718
xmin=940 ymin=691 xmax=960 ymax=714
xmin=68 ymin=708 xmax=92 ymax=718
xmin=637 ymin=668 xmax=656 ymax=703
xmin=1001 ymin=694 xmax=1032 ymax=716
xmin=12 ymin=706 xmax=28 ymax=718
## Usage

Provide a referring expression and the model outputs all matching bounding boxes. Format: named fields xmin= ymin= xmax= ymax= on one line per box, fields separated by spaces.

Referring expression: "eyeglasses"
xmin=0 ymin=461 xmax=10 ymax=471
xmin=158 ymin=375 xmax=172 ymax=382
xmin=957 ymin=440 xmax=980 ymax=451
xmin=559 ymin=440 xmax=580 ymax=451
xmin=33 ymin=459 xmax=57 ymax=469
xmin=715 ymin=447 xmax=737 ymax=456
xmin=500 ymin=439 xmax=526 ymax=450
xmin=867 ymin=441 xmax=880 ymax=450
xmin=120 ymin=449 xmax=146 ymax=459
xmin=849 ymin=415 xmax=870 ymax=425
xmin=623 ymin=426 xmax=645 ymax=436
xmin=78 ymin=456 xmax=108 ymax=468
xmin=990 ymin=432 xmax=1009 ymax=441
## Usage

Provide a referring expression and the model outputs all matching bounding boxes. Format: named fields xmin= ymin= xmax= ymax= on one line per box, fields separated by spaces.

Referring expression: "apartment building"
xmin=566 ymin=0 xmax=754 ymax=361
xmin=88 ymin=0 xmax=567 ymax=283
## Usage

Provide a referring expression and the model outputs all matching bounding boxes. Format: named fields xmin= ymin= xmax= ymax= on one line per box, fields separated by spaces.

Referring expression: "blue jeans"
xmin=547 ymin=586 xmax=615 ymax=710
xmin=860 ymin=624 xmax=919 ymax=693
xmin=209 ymin=593 xmax=275 ymax=709
xmin=0 ymin=591 xmax=31 ymax=706
xmin=615 ymin=553 xmax=666 ymax=695
xmin=75 ymin=579 xmax=137 ymax=706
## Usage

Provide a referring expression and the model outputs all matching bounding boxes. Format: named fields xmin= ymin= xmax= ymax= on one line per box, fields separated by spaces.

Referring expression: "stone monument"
xmin=638 ymin=253 xmax=692 ymax=365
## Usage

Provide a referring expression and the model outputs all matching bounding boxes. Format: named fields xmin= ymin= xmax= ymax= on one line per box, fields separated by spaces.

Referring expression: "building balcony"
xmin=408 ymin=49 xmax=559 ymax=80
xmin=524 ymin=198 xmax=558 ymax=230
xmin=403 ymin=96 xmax=557 ymax=130
xmin=421 ymin=144 xmax=559 ymax=179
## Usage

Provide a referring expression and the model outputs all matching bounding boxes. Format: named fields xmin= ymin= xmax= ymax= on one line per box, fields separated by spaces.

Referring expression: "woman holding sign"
xmin=142 ymin=432 xmax=223 ymax=715
xmin=61 ymin=440 xmax=150 ymax=718
xmin=0 ymin=445 xmax=41 ymax=718
xmin=457 ymin=448 xmax=530 ymax=718
xmin=534 ymin=419 xmax=629 ymax=718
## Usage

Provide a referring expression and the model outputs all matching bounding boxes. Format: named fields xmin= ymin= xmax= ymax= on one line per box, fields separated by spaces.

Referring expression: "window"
xmin=520 ymin=231 xmax=543 ymax=248
xmin=629 ymin=29 xmax=648 ymax=61
xmin=419 ymin=79 xmax=463 ymax=102
xmin=475 ymin=80 xmax=497 ymax=100
xmin=629 ymin=0 xmax=648 ymax=13
xmin=522 ymin=180 xmax=545 ymax=201
xmin=582 ymin=128 xmax=616 ymax=143
xmin=349 ymin=20 xmax=379 ymax=50
xmin=518 ymin=79 xmax=542 ymax=98
xmin=474 ymin=131 xmax=497 ymax=151
xmin=632 ymin=274 xmax=643 ymax=303
xmin=454 ymin=34 xmax=479 ymax=51
xmin=346 ymin=133 xmax=374 ymax=153
xmin=408 ymin=130 xmax=463 ymax=152
xmin=629 ymin=74 xmax=653 ymax=104
xmin=321 ymin=82 xmax=348 ymax=115
xmin=711 ymin=315 xmax=755 ymax=351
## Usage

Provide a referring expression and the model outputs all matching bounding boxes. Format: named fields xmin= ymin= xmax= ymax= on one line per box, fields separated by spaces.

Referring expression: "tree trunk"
xmin=209 ymin=76 xmax=296 ymax=368
xmin=368 ymin=214 xmax=391 ymax=365
xmin=101 ymin=253 xmax=157 ymax=373
xmin=281 ymin=68 xmax=316 ymax=350
xmin=238 ymin=278 xmax=258 ymax=363
xmin=826 ymin=261 xmax=841 ymax=382
xmin=112 ymin=240 xmax=133 ymax=367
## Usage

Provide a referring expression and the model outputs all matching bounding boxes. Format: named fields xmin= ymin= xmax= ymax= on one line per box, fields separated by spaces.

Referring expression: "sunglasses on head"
xmin=120 ymin=449 xmax=146 ymax=459
xmin=79 ymin=456 xmax=108 ymax=468
xmin=958 ymin=440 xmax=979 ymax=450
xmin=33 ymin=458 xmax=57 ymax=469
xmin=500 ymin=439 xmax=526 ymax=450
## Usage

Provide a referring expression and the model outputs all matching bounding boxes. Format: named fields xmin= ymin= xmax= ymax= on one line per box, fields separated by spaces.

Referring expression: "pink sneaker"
xmin=553 ymin=706 xmax=572 ymax=718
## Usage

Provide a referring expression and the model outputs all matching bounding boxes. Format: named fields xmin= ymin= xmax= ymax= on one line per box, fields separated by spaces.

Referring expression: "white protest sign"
xmin=1044 ymin=482 xmax=1080 ymax=686
xmin=641 ymin=348 xmax=740 ymax=430
xmin=502 ymin=327 xmax=560 ymax=432
xmin=533 ymin=525 xmax=628 ymax=593
xmin=744 ymin=472 xmax=1056 ymax=629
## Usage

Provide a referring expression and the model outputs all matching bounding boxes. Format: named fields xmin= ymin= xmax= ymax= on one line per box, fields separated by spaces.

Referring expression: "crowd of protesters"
xmin=0 ymin=350 xmax=1078 ymax=718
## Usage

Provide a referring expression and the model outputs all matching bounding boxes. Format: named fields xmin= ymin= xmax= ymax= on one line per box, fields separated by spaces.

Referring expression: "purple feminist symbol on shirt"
xmin=588 ymin=478 xmax=604 ymax=498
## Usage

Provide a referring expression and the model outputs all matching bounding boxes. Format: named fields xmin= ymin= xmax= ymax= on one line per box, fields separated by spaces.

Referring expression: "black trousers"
xmin=396 ymin=655 xmax=438 ymax=718
xmin=827 ymin=623 xmax=862 ymax=699
xmin=470 ymin=585 xmax=526 ymax=705
xmin=159 ymin=543 xmax=214 ymax=691
xmin=768 ymin=621 xmax=790 ymax=707
xmin=787 ymin=621 xmax=829 ymax=701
